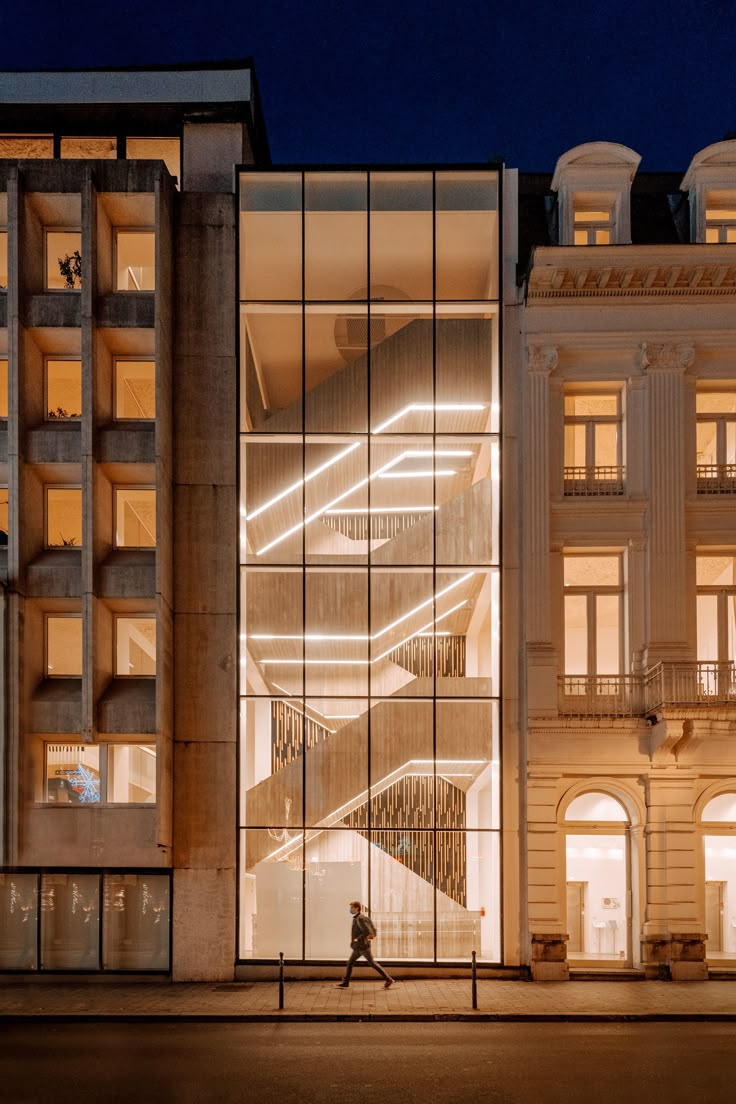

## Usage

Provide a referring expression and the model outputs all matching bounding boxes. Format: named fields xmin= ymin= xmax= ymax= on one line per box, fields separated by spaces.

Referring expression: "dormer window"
xmin=681 ymin=142 xmax=736 ymax=243
xmin=552 ymin=143 xmax=640 ymax=247
xmin=573 ymin=208 xmax=613 ymax=246
xmin=705 ymin=202 xmax=736 ymax=244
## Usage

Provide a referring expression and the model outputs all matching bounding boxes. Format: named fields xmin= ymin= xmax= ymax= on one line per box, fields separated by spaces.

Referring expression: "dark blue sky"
xmin=0 ymin=0 xmax=732 ymax=171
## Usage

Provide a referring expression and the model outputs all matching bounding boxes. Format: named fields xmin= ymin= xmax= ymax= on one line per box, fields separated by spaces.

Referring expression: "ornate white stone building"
xmin=513 ymin=140 xmax=736 ymax=978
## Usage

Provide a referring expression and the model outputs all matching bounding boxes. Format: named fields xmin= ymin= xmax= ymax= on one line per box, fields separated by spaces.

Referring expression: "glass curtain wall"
xmin=238 ymin=170 xmax=500 ymax=963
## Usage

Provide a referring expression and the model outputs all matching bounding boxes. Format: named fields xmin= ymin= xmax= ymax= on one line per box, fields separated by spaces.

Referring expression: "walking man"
xmin=335 ymin=901 xmax=395 ymax=989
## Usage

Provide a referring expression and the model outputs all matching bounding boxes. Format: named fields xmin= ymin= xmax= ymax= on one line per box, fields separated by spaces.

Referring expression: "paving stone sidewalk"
xmin=2 ymin=978 xmax=736 ymax=1021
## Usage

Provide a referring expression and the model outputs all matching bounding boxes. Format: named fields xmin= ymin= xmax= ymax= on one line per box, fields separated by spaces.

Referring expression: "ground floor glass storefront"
xmin=238 ymin=168 xmax=501 ymax=962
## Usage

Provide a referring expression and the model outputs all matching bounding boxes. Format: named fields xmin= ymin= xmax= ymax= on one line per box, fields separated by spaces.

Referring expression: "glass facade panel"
xmin=0 ymin=486 xmax=7 ymax=544
xmin=0 ymin=135 xmax=53 ymax=157
xmin=115 ymin=359 xmax=156 ymax=419
xmin=126 ymin=138 xmax=181 ymax=184
xmin=107 ymin=745 xmax=156 ymax=803
xmin=114 ymin=487 xmax=156 ymax=547
xmin=46 ymin=231 xmax=82 ymax=290
xmin=40 ymin=873 xmax=100 ymax=969
xmin=565 ymin=594 xmax=588 ymax=675
xmin=46 ymin=359 xmax=81 ymax=419
xmin=0 ymin=874 xmax=38 ymax=969
xmin=61 ymin=137 xmax=116 ymax=159
xmin=116 ymin=617 xmax=156 ymax=676
xmin=45 ymin=744 xmax=100 ymax=803
xmin=102 ymin=874 xmax=169 ymax=969
xmin=116 ymin=230 xmax=155 ymax=291
xmin=0 ymin=359 xmax=7 ymax=418
xmin=0 ymin=231 xmax=7 ymax=289
xmin=46 ymin=487 xmax=82 ymax=548
xmin=239 ymin=170 xmax=500 ymax=963
xmin=46 ymin=616 xmax=82 ymax=677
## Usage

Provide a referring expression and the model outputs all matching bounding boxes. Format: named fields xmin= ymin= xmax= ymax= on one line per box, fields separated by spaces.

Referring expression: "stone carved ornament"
xmin=639 ymin=342 xmax=695 ymax=372
xmin=527 ymin=345 xmax=559 ymax=373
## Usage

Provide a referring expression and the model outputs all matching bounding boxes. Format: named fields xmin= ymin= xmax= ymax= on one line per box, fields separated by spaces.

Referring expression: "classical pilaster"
xmin=640 ymin=342 xmax=694 ymax=665
xmin=627 ymin=537 xmax=647 ymax=675
xmin=525 ymin=346 xmax=558 ymax=714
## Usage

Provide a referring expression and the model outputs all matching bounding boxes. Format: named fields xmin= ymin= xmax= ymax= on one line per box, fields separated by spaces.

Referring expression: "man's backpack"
xmin=361 ymin=914 xmax=377 ymax=939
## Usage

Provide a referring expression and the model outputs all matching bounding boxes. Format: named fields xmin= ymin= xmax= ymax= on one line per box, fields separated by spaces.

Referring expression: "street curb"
xmin=3 ymin=1012 xmax=736 ymax=1023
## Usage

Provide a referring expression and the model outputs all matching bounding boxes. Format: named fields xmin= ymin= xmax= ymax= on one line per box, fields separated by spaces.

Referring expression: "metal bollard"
xmin=471 ymin=949 xmax=477 ymax=1010
xmin=278 ymin=951 xmax=285 ymax=1010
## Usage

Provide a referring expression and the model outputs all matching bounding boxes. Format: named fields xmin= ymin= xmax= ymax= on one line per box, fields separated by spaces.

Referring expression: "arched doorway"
xmin=564 ymin=791 xmax=630 ymax=968
xmin=702 ymin=791 xmax=736 ymax=962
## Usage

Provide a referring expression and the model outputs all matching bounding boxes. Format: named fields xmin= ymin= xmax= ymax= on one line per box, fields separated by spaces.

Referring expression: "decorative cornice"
xmin=527 ymin=344 xmax=559 ymax=373
xmin=527 ymin=248 xmax=736 ymax=302
xmin=639 ymin=342 xmax=695 ymax=372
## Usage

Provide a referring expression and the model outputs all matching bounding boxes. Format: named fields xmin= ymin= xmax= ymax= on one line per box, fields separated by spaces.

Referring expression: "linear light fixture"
xmin=247 ymin=571 xmax=475 ymax=643
xmin=372 ymin=403 xmax=487 ymax=434
xmin=243 ymin=441 xmax=360 ymax=521
xmin=255 ymin=450 xmax=470 ymax=556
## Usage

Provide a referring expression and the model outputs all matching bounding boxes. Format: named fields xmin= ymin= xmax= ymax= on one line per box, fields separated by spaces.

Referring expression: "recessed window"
xmin=108 ymin=744 xmax=156 ymax=803
xmin=116 ymin=616 xmax=156 ymax=676
xmin=0 ymin=358 xmax=7 ymax=418
xmin=696 ymin=390 xmax=736 ymax=490
xmin=46 ymin=358 xmax=81 ymax=419
xmin=46 ymin=616 xmax=82 ymax=677
xmin=115 ymin=230 xmax=155 ymax=291
xmin=126 ymin=137 xmax=180 ymax=186
xmin=696 ymin=555 xmax=736 ymax=666
xmin=114 ymin=359 xmax=156 ymax=419
xmin=114 ymin=488 xmax=156 ymax=548
xmin=45 ymin=745 xmax=100 ymax=804
xmin=45 ymin=487 xmax=82 ymax=548
xmin=564 ymin=554 xmax=623 ymax=677
xmin=60 ymin=137 xmax=117 ymax=160
xmin=573 ymin=209 xmax=612 ymax=246
xmin=0 ymin=486 xmax=8 ymax=546
xmin=705 ymin=207 xmax=736 ymax=244
xmin=564 ymin=391 xmax=623 ymax=494
xmin=0 ymin=230 xmax=7 ymax=289
xmin=46 ymin=230 xmax=82 ymax=290
xmin=0 ymin=135 xmax=53 ymax=158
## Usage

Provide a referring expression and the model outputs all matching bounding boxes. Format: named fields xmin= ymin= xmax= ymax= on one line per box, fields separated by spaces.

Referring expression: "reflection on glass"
xmin=108 ymin=745 xmax=156 ymax=803
xmin=116 ymin=231 xmax=155 ymax=291
xmin=60 ymin=137 xmax=116 ymax=159
xmin=126 ymin=138 xmax=181 ymax=184
xmin=115 ymin=487 xmax=156 ymax=547
xmin=46 ymin=231 xmax=82 ymax=290
xmin=45 ymin=744 xmax=100 ymax=803
xmin=46 ymin=487 xmax=82 ymax=548
xmin=103 ymin=875 xmax=169 ymax=970
xmin=46 ymin=359 xmax=81 ymax=419
xmin=115 ymin=360 xmax=156 ymax=419
xmin=0 ymin=874 xmax=38 ymax=969
xmin=241 ymin=829 xmax=304 ymax=959
xmin=116 ymin=617 xmax=156 ymax=676
xmin=46 ymin=616 xmax=82 ymax=677
xmin=41 ymin=874 xmax=100 ymax=969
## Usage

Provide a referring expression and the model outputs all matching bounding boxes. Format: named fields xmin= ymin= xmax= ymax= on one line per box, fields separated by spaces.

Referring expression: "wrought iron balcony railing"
xmin=644 ymin=661 xmax=736 ymax=709
xmin=558 ymin=675 xmax=644 ymax=716
xmin=563 ymin=466 xmax=625 ymax=496
xmin=696 ymin=463 xmax=736 ymax=494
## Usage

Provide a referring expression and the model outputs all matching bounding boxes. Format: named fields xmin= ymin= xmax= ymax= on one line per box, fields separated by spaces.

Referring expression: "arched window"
xmin=702 ymin=793 xmax=736 ymax=822
xmin=565 ymin=791 xmax=628 ymax=822
xmin=701 ymin=791 xmax=736 ymax=960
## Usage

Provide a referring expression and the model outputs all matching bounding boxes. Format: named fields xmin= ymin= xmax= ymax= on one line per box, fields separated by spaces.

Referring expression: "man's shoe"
xmin=383 ymin=979 xmax=395 ymax=989
xmin=334 ymin=982 xmax=349 ymax=988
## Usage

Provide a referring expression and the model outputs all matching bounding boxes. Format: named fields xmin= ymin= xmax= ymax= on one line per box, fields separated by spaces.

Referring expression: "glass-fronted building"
xmin=238 ymin=169 xmax=501 ymax=963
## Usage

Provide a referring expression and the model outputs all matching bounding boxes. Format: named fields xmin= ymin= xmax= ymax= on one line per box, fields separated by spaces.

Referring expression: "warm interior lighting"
xmin=245 ymin=441 xmax=360 ymax=521
xmin=372 ymin=402 xmax=486 ymax=434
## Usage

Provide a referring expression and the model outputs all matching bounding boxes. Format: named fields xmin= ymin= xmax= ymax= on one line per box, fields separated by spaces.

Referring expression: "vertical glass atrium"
xmin=238 ymin=170 xmax=500 ymax=963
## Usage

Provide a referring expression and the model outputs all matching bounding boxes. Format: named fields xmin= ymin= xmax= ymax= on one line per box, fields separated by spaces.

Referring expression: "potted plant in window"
xmin=58 ymin=250 xmax=82 ymax=290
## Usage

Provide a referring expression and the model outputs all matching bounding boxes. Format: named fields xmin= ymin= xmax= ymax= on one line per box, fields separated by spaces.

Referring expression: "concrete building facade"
xmin=0 ymin=65 xmax=735 ymax=982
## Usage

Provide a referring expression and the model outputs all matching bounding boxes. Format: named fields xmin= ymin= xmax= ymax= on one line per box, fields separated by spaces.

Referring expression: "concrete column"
xmin=172 ymin=193 xmax=238 ymax=980
xmin=524 ymin=345 xmax=558 ymax=715
xmin=640 ymin=342 xmax=694 ymax=664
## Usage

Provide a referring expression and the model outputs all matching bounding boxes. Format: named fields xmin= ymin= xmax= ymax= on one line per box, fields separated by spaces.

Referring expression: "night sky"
xmin=0 ymin=0 xmax=733 ymax=172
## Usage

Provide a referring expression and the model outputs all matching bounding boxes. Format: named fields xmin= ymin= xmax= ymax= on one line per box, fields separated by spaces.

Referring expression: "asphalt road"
xmin=2 ymin=1022 xmax=735 ymax=1104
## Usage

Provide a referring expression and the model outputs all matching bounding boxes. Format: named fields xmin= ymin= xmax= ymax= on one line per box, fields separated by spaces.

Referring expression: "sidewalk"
xmin=2 ymin=977 xmax=736 ymax=1022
